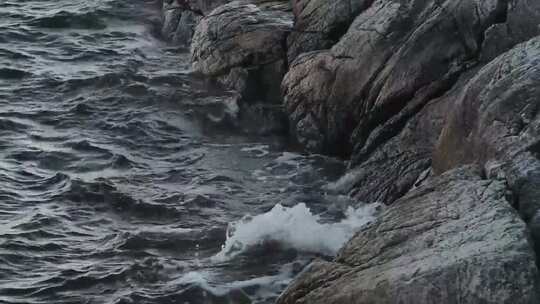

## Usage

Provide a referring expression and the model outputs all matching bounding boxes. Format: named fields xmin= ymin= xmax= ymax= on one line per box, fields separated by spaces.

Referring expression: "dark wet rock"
xmin=287 ymin=0 xmax=374 ymax=63
xmin=161 ymin=1 xmax=200 ymax=44
xmin=283 ymin=0 xmax=540 ymax=202
xmin=277 ymin=166 xmax=540 ymax=304
xmin=191 ymin=0 xmax=292 ymax=104
xmin=341 ymin=74 xmax=468 ymax=203
xmin=284 ymin=0 xmax=511 ymax=156
xmin=161 ymin=0 xmax=231 ymax=44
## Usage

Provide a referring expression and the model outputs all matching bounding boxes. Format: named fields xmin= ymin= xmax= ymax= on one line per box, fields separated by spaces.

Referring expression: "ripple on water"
xmin=28 ymin=10 xmax=108 ymax=30
xmin=0 ymin=0 xmax=357 ymax=303
xmin=0 ymin=68 xmax=33 ymax=79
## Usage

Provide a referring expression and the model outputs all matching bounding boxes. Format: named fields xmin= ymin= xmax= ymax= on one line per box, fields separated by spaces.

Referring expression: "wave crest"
xmin=29 ymin=11 xmax=107 ymax=29
xmin=214 ymin=202 xmax=381 ymax=261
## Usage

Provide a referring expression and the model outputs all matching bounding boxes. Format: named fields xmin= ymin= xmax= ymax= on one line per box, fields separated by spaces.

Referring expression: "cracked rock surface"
xmin=283 ymin=0 xmax=540 ymax=202
xmin=277 ymin=166 xmax=539 ymax=304
xmin=190 ymin=0 xmax=292 ymax=104
xmin=277 ymin=0 xmax=540 ymax=302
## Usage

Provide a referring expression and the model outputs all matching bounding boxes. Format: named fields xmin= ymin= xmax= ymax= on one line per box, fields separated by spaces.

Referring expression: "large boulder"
xmin=283 ymin=0 xmax=508 ymax=155
xmin=283 ymin=0 xmax=540 ymax=201
xmin=190 ymin=0 xmax=292 ymax=104
xmin=277 ymin=166 xmax=540 ymax=304
xmin=331 ymin=73 xmax=470 ymax=203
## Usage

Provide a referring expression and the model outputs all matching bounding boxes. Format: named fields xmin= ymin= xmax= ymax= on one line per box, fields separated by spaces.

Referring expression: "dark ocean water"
xmin=0 ymin=1 xmax=378 ymax=303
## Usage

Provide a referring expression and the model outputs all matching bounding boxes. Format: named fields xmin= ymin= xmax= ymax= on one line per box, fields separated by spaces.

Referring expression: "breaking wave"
xmin=215 ymin=202 xmax=381 ymax=261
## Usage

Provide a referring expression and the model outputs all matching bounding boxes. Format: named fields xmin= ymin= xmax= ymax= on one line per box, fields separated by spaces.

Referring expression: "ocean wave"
xmin=0 ymin=257 xmax=168 ymax=298
xmin=0 ymin=48 xmax=34 ymax=59
xmin=0 ymin=118 xmax=31 ymax=131
xmin=118 ymin=228 xmax=225 ymax=252
xmin=64 ymin=139 xmax=113 ymax=154
xmin=8 ymin=149 xmax=78 ymax=171
xmin=214 ymin=202 xmax=381 ymax=261
xmin=0 ymin=171 xmax=71 ymax=203
xmin=0 ymin=0 xmax=357 ymax=302
xmin=28 ymin=10 xmax=107 ymax=30
xmin=0 ymin=68 xmax=32 ymax=79
xmin=60 ymin=179 xmax=186 ymax=220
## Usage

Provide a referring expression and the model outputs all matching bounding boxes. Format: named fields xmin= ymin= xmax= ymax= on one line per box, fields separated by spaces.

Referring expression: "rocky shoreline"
xmin=160 ymin=0 xmax=540 ymax=303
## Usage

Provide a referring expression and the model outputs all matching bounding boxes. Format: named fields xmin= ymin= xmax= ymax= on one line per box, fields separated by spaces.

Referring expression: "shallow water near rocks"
xmin=0 ymin=1 xmax=378 ymax=303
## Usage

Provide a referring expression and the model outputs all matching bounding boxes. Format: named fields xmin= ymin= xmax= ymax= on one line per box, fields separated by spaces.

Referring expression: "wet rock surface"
xmin=286 ymin=0 xmax=374 ymax=63
xmin=190 ymin=0 xmax=292 ymax=104
xmin=283 ymin=0 xmax=540 ymax=201
xmin=277 ymin=166 xmax=540 ymax=304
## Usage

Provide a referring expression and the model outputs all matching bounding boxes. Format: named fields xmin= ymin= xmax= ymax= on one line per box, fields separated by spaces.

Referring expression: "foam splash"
xmin=214 ymin=202 xmax=380 ymax=261
xmin=324 ymin=169 xmax=362 ymax=194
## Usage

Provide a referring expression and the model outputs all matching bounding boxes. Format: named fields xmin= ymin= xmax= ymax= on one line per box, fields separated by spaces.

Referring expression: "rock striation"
xmin=161 ymin=0 xmax=230 ymax=44
xmin=282 ymin=0 xmax=540 ymax=203
xmin=277 ymin=166 xmax=539 ymax=304
xmin=286 ymin=0 xmax=374 ymax=63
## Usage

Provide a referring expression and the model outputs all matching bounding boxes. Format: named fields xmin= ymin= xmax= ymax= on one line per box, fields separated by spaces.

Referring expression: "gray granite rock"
xmin=277 ymin=166 xmax=540 ymax=304
xmin=433 ymin=36 xmax=540 ymax=248
xmin=286 ymin=0 xmax=373 ymax=63
xmin=283 ymin=0 xmax=540 ymax=202
xmin=284 ymin=0 xmax=507 ymax=156
xmin=434 ymin=36 xmax=540 ymax=178
xmin=191 ymin=0 xmax=292 ymax=104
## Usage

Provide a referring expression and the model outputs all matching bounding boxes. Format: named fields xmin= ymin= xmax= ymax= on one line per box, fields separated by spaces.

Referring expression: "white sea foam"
xmin=324 ymin=169 xmax=361 ymax=193
xmin=274 ymin=152 xmax=302 ymax=166
xmin=213 ymin=202 xmax=380 ymax=261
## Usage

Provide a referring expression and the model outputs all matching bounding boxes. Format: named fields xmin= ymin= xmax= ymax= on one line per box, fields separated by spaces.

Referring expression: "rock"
xmin=434 ymin=36 xmax=540 ymax=172
xmin=286 ymin=0 xmax=373 ymax=63
xmin=191 ymin=0 xmax=293 ymax=104
xmin=283 ymin=0 xmax=540 ymax=202
xmin=277 ymin=166 xmax=540 ymax=304
xmin=433 ymin=36 xmax=540 ymax=222
xmin=160 ymin=0 xmax=231 ymax=44
xmin=284 ymin=0 xmax=507 ymax=156
xmin=340 ymin=73 xmax=469 ymax=203
xmin=161 ymin=1 xmax=183 ymax=40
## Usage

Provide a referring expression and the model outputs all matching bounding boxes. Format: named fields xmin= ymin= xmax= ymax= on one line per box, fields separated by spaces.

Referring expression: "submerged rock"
xmin=277 ymin=166 xmax=540 ymax=304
